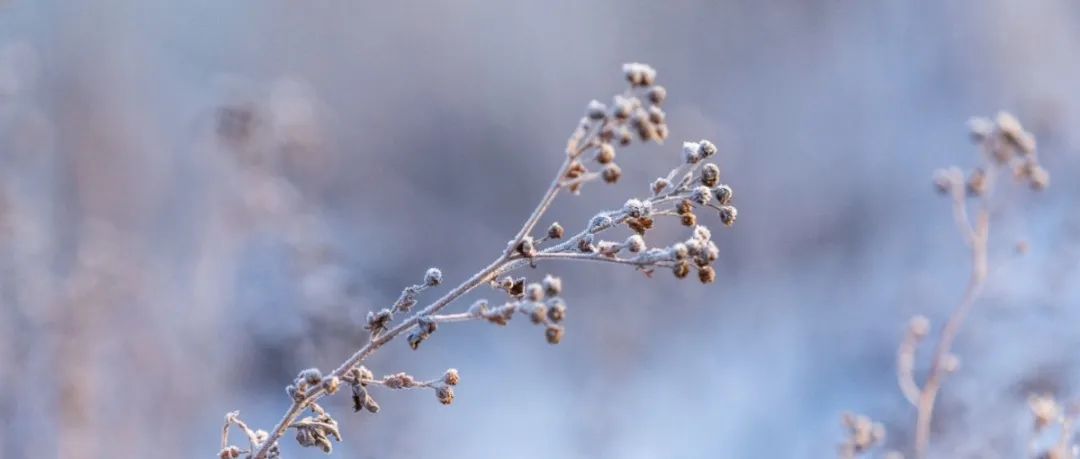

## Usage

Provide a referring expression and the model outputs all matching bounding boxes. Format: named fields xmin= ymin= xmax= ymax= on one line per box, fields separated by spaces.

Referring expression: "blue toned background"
xmin=0 ymin=1 xmax=1078 ymax=457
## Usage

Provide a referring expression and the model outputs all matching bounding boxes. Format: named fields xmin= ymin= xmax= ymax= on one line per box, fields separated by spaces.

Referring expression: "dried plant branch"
xmin=221 ymin=63 xmax=741 ymax=458
xmin=904 ymin=113 xmax=1047 ymax=458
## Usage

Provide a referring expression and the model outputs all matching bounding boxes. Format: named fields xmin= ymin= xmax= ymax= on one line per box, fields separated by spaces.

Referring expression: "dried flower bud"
xmin=676 ymin=199 xmax=694 ymax=215
xmin=509 ymin=277 xmax=526 ymax=297
xmin=586 ymin=100 xmax=607 ymax=120
xmin=613 ymin=95 xmax=634 ymax=120
xmin=626 ymin=234 xmax=646 ymax=253
xmin=467 ymin=299 xmax=489 ymax=316
xmin=691 ymin=186 xmax=712 ymax=205
xmin=366 ymin=308 xmax=393 ymax=335
xmin=526 ymin=283 xmax=545 ymax=302
xmin=648 ymin=105 xmax=666 ymax=124
xmin=321 ymin=376 xmax=341 ymax=394
xmin=383 ymin=372 xmax=418 ymax=389
xmin=673 ymin=260 xmax=691 ymax=279
xmin=545 ymin=325 xmax=564 ymax=344
xmin=626 ymin=216 xmax=653 ymax=235
xmin=286 ymin=384 xmax=300 ymax=400
xmin=602 ymin=163 xmax=622 ymax=183
xmin=647 ymin=85 xmax=667 ymax=105
xmin=596 ymin=143 xmax=616 ymax=164
xmin=698 ymin=139 xmax=717 ymax=158
xmin=682 ymin=141 xmax=702 ymax=164
xmin=407 ymin=331 xmax=425 ymax=350
xmin=578 ymin=234 xmax=596 ymax=253
xmin=219 ymin=446 xmax=242 ymax=459
xmin=436 ymin=385 xmax=455 ymax=405
xmin=678 ymin=214 xmax=695 ymax=227
xmin=527 ymin=303 xmax=548 ymax=324
xmin=719 ymin=206 xmax=738 ymax=227
xmin=651 ymin=177 xmax=670 ymax=195
xmin=623 ymin=198 xmax=647 ymax=218
xmin=542 ymin=275 xmax=562 ymax=297
xmin=617 ymin=126 xmax=633 ymax=146
xmin=697 ymin=265 xmax=716 ymax=284
xmin=424 ymin=267 xmax=443 ymax=286
xmin=516 ymin=236 xmax=537 ymax=258
xmin=700 ymin=163 xmax=720 ymax=187
xmin=908 ymin=315 xmax=930 ymax=338
xmin=996 ymin=111 xmax=1036 ymax=154
xmin=714 ymin=184 xmax=733 ymax=205
xmin=655 ymin=124 xmax=669 ymax=141
xmin=547 ymin=222 xmax=564 ymax=239
xmin=546 ymin=298 xmax=566 ymax=323
xmin=443 ymin=369 xmax=460 ymax=386
xmin=299 ymin=368 xmax=323 ymax=386
xmin=623 ymin=62 xmax=657 ymax=87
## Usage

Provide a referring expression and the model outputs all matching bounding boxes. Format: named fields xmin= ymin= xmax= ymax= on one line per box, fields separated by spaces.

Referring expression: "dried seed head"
xmin=677 ymin=199 xmax=694 ymax=215
xmin=407 ymin=331 xmax=425 ymax=350
xmin=719 ymin=206 xmax=738 ymax=227
xmin=655 ymin=123 xmax=669 ymax=141
xmin=596 ymin=143 xmax=616 ymax=164
xmin=545 ymin=325 xmax=564 ymax=344
xmin=651 ymin=177 xmax=671 ymax=195
xmin=578 ymin=234 xmax=596 ymax=253
xmin=509 ymin=277 xmax=526 ymax=297
xmin=424 ymin=267 xmax=443 ymax=287
xmin=698 ymin=139 xmax=718 ymax=158
xmin=436 ymin=385 xmax=455 ymax=405
xmin=626 ymin=234 xmax=646 ymax=253
xmin=299 ymin=368 xmax=323 ymax=386
xmin=528 ymin=303 xmax=548 ymax=324
xmin=908 ymin=315 xmax=930 ymax=338
xmin=383 ymin=372 xmax=418 ymax=389
xmin=617 ymin=126 xmax=633 ymax=146
xmin=692 ymin=225 xmax=712 ymax=242
xmin=671 ymin=243 xmax=689 ymax=260
xmin=525 ymin=282 xmax=545 ymax=302
xmin=613 ymin=95 xmax=634 ymax=120
xmin=701 ymin=163 xmax=720 ymax=187
xmin=602 ymin=164 xmax=622 ymax=184
xmin=542 ymin=275 xmax=562 ymax=297
xmin=714 ymin=184 xmax=733 ymax=205
xmin=623 ymin=62 xmax=657 ymax=87
xmin=585 ymin=99 xmax=607 ymax=120
xmin=516 ymin=236 xmax=537 ymax=258
xmin=623 ymin=198 xmax=647 ymax=218
xmin=467 ymin=299 xmax=489 ymax=316
xmin=681 ymin=214 xmax=697 ymax=227
xmin=697 ymin=265 xmax=716 ymax=284
xmin=219 ymin=446 xmax=242 ymax=459
xmin=626 ymin=216 xmax=653 ymax=235
xmin=648 ymin=105 xmax=666 ymax=124
xmin=682 ymin=141 xmax=703 ymax=164
xmin=321 ymin=376 xmax=341 ymax=394
xmin=647 ymin=85 xmax=667 ymax=105
xmin=691 ymin=186 xmax=712 ymax=205
xmin=547 ymin=222 xmax=564 ymax=239
xmin=673 ymin=260 xmax=691 ymax=279
xmin=546 ymin=298 xmax=567 ymax=323
xmin=443 ymin=368 xmax=460 ymax=386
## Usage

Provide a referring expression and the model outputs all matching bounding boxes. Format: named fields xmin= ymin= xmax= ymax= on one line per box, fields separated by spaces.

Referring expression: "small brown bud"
xmin=546 ymin=298 xmax=566 ymax=323
xmin=626 ymin=216 xmax=653 ymax=235
xmin=698 ymin=139 xmax=717 ymax=158
xmin=697 ymin=265 xmax=716 ymax=284
xmin=648 ymin=105 xmax=665 ymax=124
xmin=545 ymin=326 xmax=564 ymax=344
xmin=528 ymin=303 xmax=548 ymax=324
xmin=424 ymin=267 xmax=443 ymax=286
xmin=407 ymin=332 xmax=425 ymax=350
xmin=542 ymin=275 xmax=562 ymax=297
xmin=691 ymin=186 xmax=712 ymax=205
xmin=547 ymin=222 xmax=564 ymax=239
xmin=673 ymin=260 xmax=691 ymax=279
xmin=526 ymin=283 xmax=545 ymax=302
xmin=701 ymin=163 xmax=720 ymax=187
xmin=714 ymin=185 xmax=733 ymax=205
xmin=681 ymin=213 xmax=697 ymax=227
xmin=516 ymin=236 xmax=537 ymax=258
xmin=443 ymin=369 xmax=460 ymax=386
xmin=596 ymin=143 xmax=616 ymax=164
xmin=585 ymin=100 xmax=607 ymax=120
xmin=677 ymin=199 xmax=694 ymax=215
xmin=321 ymin=376 xmax=341 ymax=394
xmin=602 ymin=164 xmax=622 ymax=183
xmin=436 ymin=385 xmax=455 ymax=405
xmin=719 ymin=206 xmax=738 ymax=227
xmin=617 ymin=126 xmax=633 ymax=146
xmin=652 ymin=177 xmax=670 ymax=195
xmin=647 ymin=85 xmax=667 ymax=105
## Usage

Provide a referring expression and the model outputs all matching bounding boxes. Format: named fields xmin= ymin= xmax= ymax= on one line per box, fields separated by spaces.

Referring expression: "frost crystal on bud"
xmin=542 ymin=275 xmax=562 ymax=297
xmin=586 ymin=99 xmax=607 ymax=120
xmin=682 ymin=141 xmax=702 ymax=164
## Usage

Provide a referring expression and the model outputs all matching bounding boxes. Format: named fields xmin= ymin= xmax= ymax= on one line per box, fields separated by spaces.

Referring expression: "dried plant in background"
xmin=846 ymin=113 xmax=1048 ymax=459
xmin=220 ymin=63 xmax=741 ymax=458
xmin=1027 ymin=394 xmax=1079 ymax=458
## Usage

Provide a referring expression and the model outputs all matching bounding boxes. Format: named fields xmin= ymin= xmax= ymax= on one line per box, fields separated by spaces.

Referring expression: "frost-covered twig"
xmin=221 ymin=63 xmax=742 ymax=458
xmin=896 ymin=113 xmax=1048 ymax=458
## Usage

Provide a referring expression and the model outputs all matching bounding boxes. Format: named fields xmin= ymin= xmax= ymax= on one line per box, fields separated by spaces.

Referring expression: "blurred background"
xmin=1 ymin=1 xmax=1079 ymax=458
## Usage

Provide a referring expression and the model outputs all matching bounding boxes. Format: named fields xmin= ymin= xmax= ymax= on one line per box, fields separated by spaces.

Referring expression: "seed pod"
xmin=596 ymin=143 xmax=616 ymax=164
xmin=698 ymin=266 xmax=716 ymax=284
xmin=701 ymin=164 xmax=720 ymax=187
xmin=545 ymin=326 xmax=564 ymax=344
xmin=602 ymin=164 xmax=622 ymax=183
xmin=547 ymin=222 xmax=564 ymax=239
xmin=673 ymin=260 xmax=691 ymax=279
